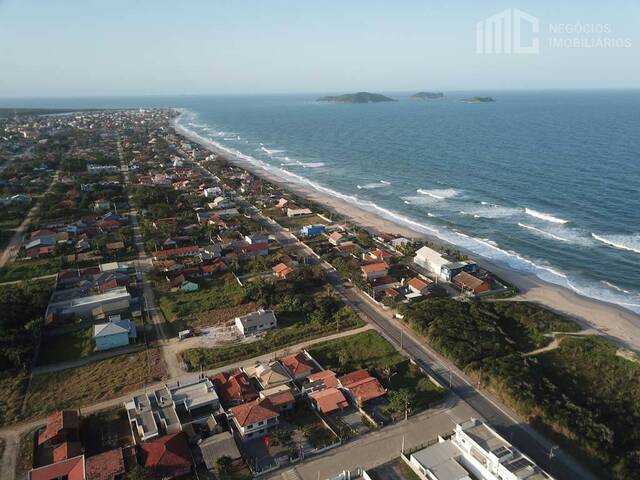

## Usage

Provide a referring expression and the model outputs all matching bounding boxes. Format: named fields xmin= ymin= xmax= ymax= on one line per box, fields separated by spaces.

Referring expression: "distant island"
xmin=411 ymin=92 xmax=444 ymax=100
xmin=462 ymin=96 xmax=495 ymax=103
xmin=317 ymin=92 xmax=396 ymax=104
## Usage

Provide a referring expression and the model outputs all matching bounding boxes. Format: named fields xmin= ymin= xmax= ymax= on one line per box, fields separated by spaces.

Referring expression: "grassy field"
xmin=159 ymin=274 xmax=246 ymax=320
xmin=37 ymin=327 xmax=95 ymax=365
xmin=0 ymin=372 xmax=30 ymax=427
xmin=168 ymin=302 xmax=259 ymax=335
xmin=308 ymin=330 xmax=405 ymax=375
xmin=22 ymin=348 xmax=168 ymax=420
xmin=0 ymin=256 xmax=61 ymax=282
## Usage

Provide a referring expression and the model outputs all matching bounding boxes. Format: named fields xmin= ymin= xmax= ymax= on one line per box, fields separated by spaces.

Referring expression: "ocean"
xmin=4 ymin=91 xmax=640 ymax=312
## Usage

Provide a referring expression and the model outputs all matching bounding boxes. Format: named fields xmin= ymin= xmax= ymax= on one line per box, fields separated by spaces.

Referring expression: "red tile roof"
xmin=38 ymin=410 xmax=80 ymax=445
xmin=153 ymin=245 xmax=199 ymax=258
xmin=306 ymin=370 xmax=339 ymax=389
xmin=309 ymin=388 xmax=349 ymax=415
xmin=141 ymin=433 xmax=191 ymax=479
xmin=265 ymin=389 xmax=295 ymax=408
xmin=211 ymin=370 xmax=258 ymax=405
xmin=408 ymin=277 xmax=431 ymax=291
xmin=230 ymin=399 xmax=279 ymax=427
xmin=29 ymin=455 xmax=85 ymax=480
xmin=339 ymin=370 xmax=386 ymax=403
xmin=360 ymin=262 xmax=389 ymax=274
xmin=85 ymin=448 xmax=125 ymax=480
xmin=280 ymin=352 xmax=315 ymax=377
xmin=53 ymin=441 xmax=82 ymax=463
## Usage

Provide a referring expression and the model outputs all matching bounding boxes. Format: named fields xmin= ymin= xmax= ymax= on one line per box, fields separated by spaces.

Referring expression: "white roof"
xmin=94 ymin=321 xmax=129 ymax=337
xmin=412 ymin=441 xmax=470 ymax=480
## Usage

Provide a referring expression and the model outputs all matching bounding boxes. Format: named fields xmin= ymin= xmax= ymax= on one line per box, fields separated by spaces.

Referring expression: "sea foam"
xmin=591 ymin=233 xmax=640 ymax=254
xmin=524 ymin=208 xmax=569 ymax=224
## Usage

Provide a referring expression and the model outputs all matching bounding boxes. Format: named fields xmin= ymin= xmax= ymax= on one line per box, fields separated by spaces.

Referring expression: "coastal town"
xmin=0 ymin=108 xmax=638 ymax=480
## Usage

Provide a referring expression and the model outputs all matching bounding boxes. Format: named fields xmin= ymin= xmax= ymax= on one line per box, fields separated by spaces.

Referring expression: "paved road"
xmin=218 ymin=179 xmax=593 ymax=480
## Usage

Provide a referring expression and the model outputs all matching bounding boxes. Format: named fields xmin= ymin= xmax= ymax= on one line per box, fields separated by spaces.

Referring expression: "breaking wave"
xmin=416 ymin=188 xmax=460 ymax=200
xmin=357 ymin=180 xmax=392 ymax=190
xmin=591 ymin=233 xmax=640 ymax=254
xmin=524 ymin=208 xmax=569 ymax=224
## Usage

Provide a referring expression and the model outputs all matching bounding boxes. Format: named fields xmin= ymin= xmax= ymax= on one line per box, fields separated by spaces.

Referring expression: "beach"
xmin=174 ymin=117 xmax=640 ymax=354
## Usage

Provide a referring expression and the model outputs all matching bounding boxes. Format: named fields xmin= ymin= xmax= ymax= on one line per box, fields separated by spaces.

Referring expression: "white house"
xmin=229 ymin=398 xmax=280 ymax=440
xmin=234 ymin=309 xmax=277 ymax=336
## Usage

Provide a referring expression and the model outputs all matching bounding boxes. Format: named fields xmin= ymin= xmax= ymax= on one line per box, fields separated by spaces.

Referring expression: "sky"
xmin=0 ymin=0 xmax=639 ymax=97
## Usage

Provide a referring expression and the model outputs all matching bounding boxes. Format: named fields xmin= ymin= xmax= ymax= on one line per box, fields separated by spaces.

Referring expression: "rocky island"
xmin=411 ymin=91 xmax=444 ymax=99
xmin=462 ymin=96 xmax=495 ymax=103
xmin=317 ymin=92 xmax=396 ymax=103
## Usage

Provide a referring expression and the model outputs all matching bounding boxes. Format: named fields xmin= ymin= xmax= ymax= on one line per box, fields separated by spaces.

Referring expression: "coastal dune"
xmin=174 ymin=117 xmax=640 ymax=354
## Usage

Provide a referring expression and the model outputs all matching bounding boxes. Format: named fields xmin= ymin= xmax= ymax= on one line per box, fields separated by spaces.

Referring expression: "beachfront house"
xmin=301 ymin=224 xmax=326 ymax=237
xmin=361 ymin=262 xmax=389 ymax=281
xmin=414 ymin=246 xmax=478 ymax=281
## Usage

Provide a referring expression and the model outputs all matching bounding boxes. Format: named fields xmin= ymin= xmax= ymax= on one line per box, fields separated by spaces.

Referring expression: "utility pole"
xmin=449 ymin=368 xmax=452 ymax=389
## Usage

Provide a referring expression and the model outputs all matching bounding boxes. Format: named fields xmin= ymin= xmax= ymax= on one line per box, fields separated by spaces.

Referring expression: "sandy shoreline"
xmin=173 ymin=117 xmax=640 ymax=353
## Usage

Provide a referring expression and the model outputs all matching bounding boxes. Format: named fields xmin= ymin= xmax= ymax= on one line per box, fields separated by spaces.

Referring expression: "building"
xmin=453 ymin=272 xmax=491 ymax=295
xmin=85 ymin=448 xmax=127 ymax=480
xmin=361 ymin=262 xmax=389 ymax=281
xmin=28 ymin=455 xmax=85 ymax=480
xmin=140 ymin=433 xmax=192 ymax=479
xmin=303 ymin=370 xmax=339 ymax=393
xmin=243 ymin=361 xmax=292 ymax=390
xmin=414 ymin=246 xmax=478 ymax=281
xmin=234 ymin=309 xmax=277 ymax=336
xmin=339 ymin=370 xmax=386 ymax=404
xmin=287 ymin=207 xmax=313 ymax=217
xmin=229 ymin=398 xmax=280 ymax=440
xmin=328 ymin=231 xmax=347 ymax=246
xmin=309 ymin=387 xmax=349 ymax=415
xmin=198 ymin=432 xmax=242 ymax=470
xmin=45 ymin=286 xmax=131 ymax=324
xmin=93 ymin=318 xmax=136 ymax=351
xmin=407 ymin=277 xmax=432 ymax=295
xmin=280 ymin=351 xmax=317 ymax=380
xmin=261 ymin=386 xmax=296 ymax=412
xmin=408 ymin=418 xmax=554 ymax=480
xmin=301 ymin=224 xmax=326 ymax=237
xmin=272 ymin=262 xmax=296 ymax=279
xmin=125 ymin=377 xmax=220 ymax=444
xmin=211 ymin=370 xmax=259 ymax=407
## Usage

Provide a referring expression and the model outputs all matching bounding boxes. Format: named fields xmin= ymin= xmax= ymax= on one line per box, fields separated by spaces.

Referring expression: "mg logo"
xmin=476 ymin=9 xmax=539 ymax=54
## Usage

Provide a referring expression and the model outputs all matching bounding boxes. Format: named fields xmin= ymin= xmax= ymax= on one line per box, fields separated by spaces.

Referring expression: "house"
xmin=85 ymin=448 xmax=126 ymax=480
xmin=370 ymin=275 xmax=401 ymax=293
xmin=286 ymin=207 xmax=312 ymax=217
xmin=301 ymin=224 xmax=326 ymax=237
xmin=280 ymin=352 xmax=316 ymax=380
xmin=93 ymin=319 xmax=136 ymax=351
xmin=235 ymin=242 xmax=268 ymax=259
xmin=93 ymin=199 xmax=110 ymax=212
xmin=275 ymin=198 xmax=289 ymax=209
xmin=309 ymin=387 xmax=349 ymax=415
xmin=414 ymin=246 xmax=478 ymax=281
xmin=303 ymin=370 xmax=339 ymax=393
xmin=453 ymin=272 xmax=491 ymax=295
xmin=28 ymin=455 xmax=85 ymax=480
xmin=407 ymin=277 xmax=432 ymax=295
xmin=339 ymin=370 xmax=386 ymax=404
xmin=211 ymin=370 xmax=258 ymax=407
xmin=152 ymin=245 xmax=200 ymax=260
xmin=234 ymin=309 xmax=277 ymax=337
xmin=243 ymin=362 xmax=292 ymax=390
xmin=39 ymin=410 xmax=80 ymax=447
xmin=203 ymin=186 xmax=222 ymax=197
xmin=244 ymin=233 xmax=268 ymax=245
xmin=361 ymin=262 xmax=389 ymax=281
xmin=408 ymin=418 xmax=553 ymax=480
xmin=198 ymin=432 xmax=242 ymax=471
xmin=363 ymin=249 xmax=392 ymax=262
xmin=272 ymin=262 xmax=296 ymax=279
xmin=260 ymin=386 xmax=296 ymax=412
xmin=125 ymin=377 xmax=219 ymax=444
xmin=230 ymin=398 xmax=280 ymax=440
xmin=328 ymin=231 xmax=347 ymax=246
xmin=140 ymin=433 xmax=192 ymax=479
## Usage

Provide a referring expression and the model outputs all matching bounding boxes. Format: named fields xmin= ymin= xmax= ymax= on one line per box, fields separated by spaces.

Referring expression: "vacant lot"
xmin=169 ymin=302 xmax=259 ymax=335
xmin=159 ymin=274 xmax=246 ymax=320
xmin=0 ymin=256 xmax=60 ymax=282
xmin=23 ymin=348 xmax=167 ymax=420
xmin=37 ymin=327 xmax=95 ymax=365
xmin=0 ymin=372 xmax=30 ymax=427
